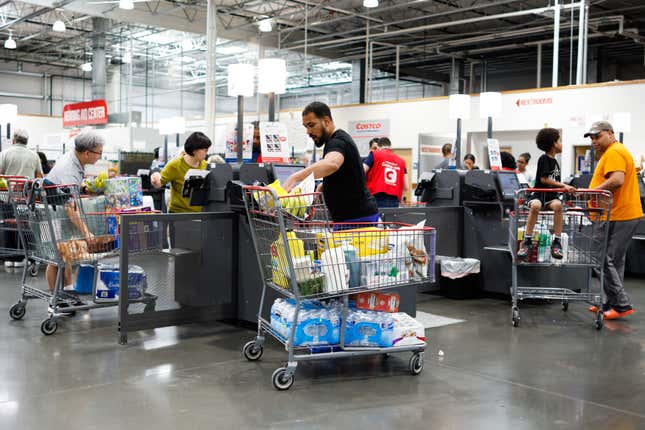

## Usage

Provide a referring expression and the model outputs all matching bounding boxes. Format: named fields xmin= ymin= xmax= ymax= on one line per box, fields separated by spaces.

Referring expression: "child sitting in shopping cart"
xmin=517 ymin=128 xmax=575 ymax=260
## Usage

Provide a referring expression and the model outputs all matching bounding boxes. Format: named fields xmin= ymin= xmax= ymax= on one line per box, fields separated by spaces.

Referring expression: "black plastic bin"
xmin=438 ymin=257 xmax=481 ymax=299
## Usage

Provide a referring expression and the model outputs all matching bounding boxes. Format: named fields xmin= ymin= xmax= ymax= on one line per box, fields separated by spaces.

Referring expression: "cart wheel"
xmin=28 ymin=262 xmax=39 ymax=277
xmin=512 ymin=307 xmax=520 ymax=327
xmin=595 ymin=311 xmax=604 ymax=330
xmin=409 ymin=353 xmax=424 ymax=375
xmin=9 ymin=303 xmax=26 ymax=320
xmin=242 ymin=341 xmax=263 ymax=361
xmin=382 ymin=353 xmax=391 ymax=360
xmin=40 ymin=318 xmax=58 ymax=336
xmin=562 ymin=301 xmax=569 ymax=312
xmin=272 ymin=367 xmax=294 ymax=391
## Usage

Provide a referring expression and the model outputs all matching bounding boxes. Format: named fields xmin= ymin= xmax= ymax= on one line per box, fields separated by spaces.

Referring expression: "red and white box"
xmin=356 ymin=292 xmax=400 ymax=313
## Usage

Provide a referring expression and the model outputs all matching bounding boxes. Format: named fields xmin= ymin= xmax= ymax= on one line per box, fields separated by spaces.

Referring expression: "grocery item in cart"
xmin=320 ymin=246 xmax=349 ymax=293
xmin=270 ymin=298 xmax=340 ymax=346
xmin=344 ymin=309 xmax=394 ymax=347
xmin=390 ymin=312 xmax=426 ymax=347
xmin=271 ymin=230 xmax=306 ymax=288
xmin=356 ymin=292 xmax=400 ymax=312
xmin=95 ymin=264 xmax=147 ymax=303
xmin=317 ymin=227 xmax=390 ymax=258
xmin=104 ymin=177 xmax=144 ymax=211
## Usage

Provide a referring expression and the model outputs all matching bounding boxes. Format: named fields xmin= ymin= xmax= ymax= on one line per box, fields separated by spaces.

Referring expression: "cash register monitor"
xmin=270 ymin=164 xmax=306 ymax=185
xmin=496 ymin=170 xmax=521 ymax=200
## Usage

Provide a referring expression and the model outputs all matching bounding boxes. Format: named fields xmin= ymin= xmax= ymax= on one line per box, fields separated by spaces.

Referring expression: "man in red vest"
xmin=363 ymin=137 xmax=408 ymax=207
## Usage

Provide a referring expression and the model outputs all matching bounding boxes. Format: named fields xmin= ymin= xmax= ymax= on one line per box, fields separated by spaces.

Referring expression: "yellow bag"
xmin=317 ymin=227 xmax=389 ymax=258
xmin=271 ymin=230 xmax=306 ymax=288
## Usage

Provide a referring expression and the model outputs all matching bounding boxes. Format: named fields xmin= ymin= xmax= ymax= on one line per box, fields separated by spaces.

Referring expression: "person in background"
xmin=362 ymin=137 xmax=380 ymax=164
xmin=251 ymin=121 xmax=262 ymax=163
xmin=150 ymin=147 xmax=161 ymax=171
xmin=463 ymin=153 xmax=478 ymax=170
xmin=151 ymin=132 xmax=211 ymax=213
xmin=516 ymin=152 xmax=533 ymax=186
xmin=517 ymin=128 xmax=574 ymax=262
xmin=434 ymin=143 xmax=452 ymax=169
xmin=364 ymin=137 xmax=408 ymax=207
xmin=46 ymin=129 xmax=105 ymax=293
xmin=38 ymin=152 xmax=51 ymax=174
xmin=585 ymin=121 xmax=643 ymax=320
xmin=282 ymin=101 xmax=378 ymax=226
xmin=500 ymin=151 xmax=517 ymax=171
xmin=0 ymin=129 xmax=43 ymax=268
xmin=0 ymin=129 xmax=43 ymax=179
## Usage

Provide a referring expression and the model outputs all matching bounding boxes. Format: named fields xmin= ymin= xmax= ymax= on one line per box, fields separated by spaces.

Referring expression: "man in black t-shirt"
xmin=283 ymin=102 xmax=378 ymax=223
xmin=517 ymin=128 xmax=575 ymax=261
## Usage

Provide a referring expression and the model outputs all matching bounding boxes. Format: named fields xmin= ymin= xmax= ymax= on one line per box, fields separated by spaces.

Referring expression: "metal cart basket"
xmin=241 ymin=186 xmax=436 ymax=390
xmin=0 ymin=175 xmax=39 ymax=276
xmin=7 ymin=179 xmax=157 ymax=335
xmin=509 ymin=188 xmax=612 ymax=329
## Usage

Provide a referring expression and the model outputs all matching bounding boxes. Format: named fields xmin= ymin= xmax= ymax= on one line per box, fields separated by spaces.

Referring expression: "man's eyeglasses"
xmin=88 ymin=149 xmax=103 ymax=156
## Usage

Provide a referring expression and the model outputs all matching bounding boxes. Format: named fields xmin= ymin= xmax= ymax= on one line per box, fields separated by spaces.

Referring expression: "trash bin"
xmin=439 ymin=257 xmax=481 ymax=299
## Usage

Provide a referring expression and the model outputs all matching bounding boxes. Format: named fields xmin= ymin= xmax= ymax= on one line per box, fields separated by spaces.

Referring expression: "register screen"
xmin=497 ymin=171 xmax=521 ymax=200
xmin=272 ymin=164 xmax=305 ymax=185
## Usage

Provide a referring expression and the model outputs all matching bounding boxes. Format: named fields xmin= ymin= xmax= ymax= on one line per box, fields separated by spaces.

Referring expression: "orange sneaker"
xmin=588 ymin=306 xmax=599 ymax=313
xmin=603 ymin=308 xmax=635 ymax=320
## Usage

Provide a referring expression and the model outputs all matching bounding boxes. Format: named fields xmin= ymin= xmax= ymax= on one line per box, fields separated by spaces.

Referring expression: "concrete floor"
xmin=1 ymin=267 xmax=644 ymax=429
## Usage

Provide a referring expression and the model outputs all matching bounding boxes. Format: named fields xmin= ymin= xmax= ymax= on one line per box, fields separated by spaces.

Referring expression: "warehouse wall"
xmin=305 ymin=80 xmax=645 ymax=181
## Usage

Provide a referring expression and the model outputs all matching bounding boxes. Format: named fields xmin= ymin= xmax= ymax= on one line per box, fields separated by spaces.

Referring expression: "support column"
xmin=205 ymin=0 xmax=218 ymax=142
xmin=587 ymin=47 xmax=598 ymax=83
xmin=106 ymin=65 xmax=120 ymax=113
xmin=552 ymin=0 xmax=561 ymax=87
xmin=575 ymin=0 xmax=586 ymax=85
xmin=449 ymin=57 xmax=464 ymax=95
xmin=537 ymin=43 xmax=542 ymax=88
xmin=480 ymin=60 xmax=488 ymax=93
xmin=91 ymin=17 xmax=107 ymax=103
xmin=352 ymin=59 xmax=365 ymax=104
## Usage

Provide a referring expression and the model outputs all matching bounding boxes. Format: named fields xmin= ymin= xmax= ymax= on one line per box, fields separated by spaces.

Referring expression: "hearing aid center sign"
xmin=260 ymin=121 xmax=289 ymax=163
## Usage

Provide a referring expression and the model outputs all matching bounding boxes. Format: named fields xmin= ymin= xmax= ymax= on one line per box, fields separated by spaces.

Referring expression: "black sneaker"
xmin=517 ymin=238 xmax=533 ymax=260
xmin=551 ymin=238 xmax=563 ymax=259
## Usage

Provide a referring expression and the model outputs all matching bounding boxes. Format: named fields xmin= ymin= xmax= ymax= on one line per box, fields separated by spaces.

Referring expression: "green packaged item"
xmin=296 ymin=274 xmax=325 ymax=296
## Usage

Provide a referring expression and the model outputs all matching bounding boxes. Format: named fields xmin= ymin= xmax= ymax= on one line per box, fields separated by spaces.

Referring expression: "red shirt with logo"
xmin=365 ymin=149 xmax=407 ymax=200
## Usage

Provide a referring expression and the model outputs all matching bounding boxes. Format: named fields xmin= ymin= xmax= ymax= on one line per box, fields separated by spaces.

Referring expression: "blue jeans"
xmin=333 ymin=213 xmax=380 ymax=231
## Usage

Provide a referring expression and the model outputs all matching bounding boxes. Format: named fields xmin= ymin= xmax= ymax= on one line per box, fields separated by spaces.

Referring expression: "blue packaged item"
xmin=106 ymin=215 xmax=120 ymax=249
xmin=270 ymin=298 xmax=340 ymax=346
xmin=74 ymin=264 xmax=95 ymax=294
xmin=344 ymin=309 xmax=394 ymax=347
xmin=95 ymin=264 xmax=147 ymax=303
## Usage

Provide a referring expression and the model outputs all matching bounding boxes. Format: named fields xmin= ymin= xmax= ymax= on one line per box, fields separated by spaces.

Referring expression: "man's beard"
xmin=314 ymin=127 xmax=331 ymax=148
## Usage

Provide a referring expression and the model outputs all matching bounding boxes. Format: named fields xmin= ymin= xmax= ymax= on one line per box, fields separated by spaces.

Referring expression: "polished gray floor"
xmin=1 ymin=267 xmax=644 ymax=429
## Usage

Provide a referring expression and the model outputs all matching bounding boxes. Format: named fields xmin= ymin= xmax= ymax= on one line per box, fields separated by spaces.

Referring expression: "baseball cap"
xmin=583 ymin=121 xmax=613 ymax=137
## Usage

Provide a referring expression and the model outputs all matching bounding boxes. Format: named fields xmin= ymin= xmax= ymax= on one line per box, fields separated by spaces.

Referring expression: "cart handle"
xmin=520 ymin=187 xmax=612 ymax=196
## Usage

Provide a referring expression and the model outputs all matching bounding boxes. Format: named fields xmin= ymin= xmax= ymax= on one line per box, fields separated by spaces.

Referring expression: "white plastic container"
xmin=320 ymin=247 xmax=349 ymax=293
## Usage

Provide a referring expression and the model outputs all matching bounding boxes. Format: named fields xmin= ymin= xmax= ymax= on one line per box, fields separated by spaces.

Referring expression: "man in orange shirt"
xmin=586 ymin=121 xmax=643 ymax=320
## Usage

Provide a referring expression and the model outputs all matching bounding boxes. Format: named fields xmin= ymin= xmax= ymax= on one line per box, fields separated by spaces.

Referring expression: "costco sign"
xmin=515 ymin=97 xmax=553 ymax=107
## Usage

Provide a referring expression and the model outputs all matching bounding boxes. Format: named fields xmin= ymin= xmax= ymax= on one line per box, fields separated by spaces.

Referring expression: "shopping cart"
xmin=0 ymin=175 xmax=39 ymax=277
xmin=7 ymin=179 xmax=157 ymax=335
xmin=241 ymin=186 xmax=436 ymax=390
xmin=509 ymin=188 xmax=612 ymax=330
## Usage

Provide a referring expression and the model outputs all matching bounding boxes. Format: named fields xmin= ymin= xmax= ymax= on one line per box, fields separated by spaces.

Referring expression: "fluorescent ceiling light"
xmin=119 ymin=0 xmax=134 ymax=10
xmin=4 ymin=38 xmax=16 ymax=49
xmin=363 ymin=0 xmax=379 ymax=7
xmin=81 ymin=62 xmax=92 ymax=72
xmin=53 ymin=20 xmax=66 ymax=32
xmin=122 ymin=52 xmax=132 ymax=63
xmin=258 ymin=19 xmax=272 ymax=33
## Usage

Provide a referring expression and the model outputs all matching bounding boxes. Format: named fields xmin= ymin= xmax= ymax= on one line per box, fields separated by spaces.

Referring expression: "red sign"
xmin=62 ymin=100 xmax=108 ymax=127
xmin=515 ymin=97 xmax=553 ymax=107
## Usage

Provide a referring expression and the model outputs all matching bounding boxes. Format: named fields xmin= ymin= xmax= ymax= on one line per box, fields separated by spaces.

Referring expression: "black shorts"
xmin=526 ymin=191 xmax=563 ymax=209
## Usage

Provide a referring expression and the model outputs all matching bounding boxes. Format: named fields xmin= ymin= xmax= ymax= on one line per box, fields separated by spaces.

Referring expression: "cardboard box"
xmin=355 ymin=292 xmax=400 ymax=313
